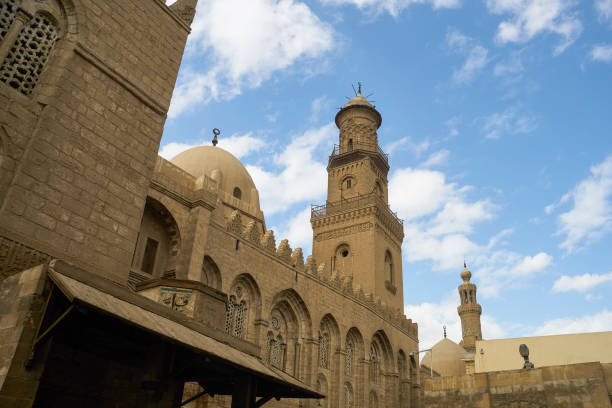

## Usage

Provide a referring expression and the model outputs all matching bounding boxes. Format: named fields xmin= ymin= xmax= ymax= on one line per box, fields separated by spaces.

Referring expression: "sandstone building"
xmin=420 ymin=266 xmax=612 ymax=407
xmin=0 ymin=0 xmax=420 ymax=406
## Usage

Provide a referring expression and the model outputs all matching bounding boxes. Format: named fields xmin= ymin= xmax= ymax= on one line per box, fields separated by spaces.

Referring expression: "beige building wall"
xmin=475 ymin=331 xmax=612 ymax=373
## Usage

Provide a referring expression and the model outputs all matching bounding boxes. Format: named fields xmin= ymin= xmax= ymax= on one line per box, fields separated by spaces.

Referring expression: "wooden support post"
xmin=231 ymin=375 xmax=256 ymax=408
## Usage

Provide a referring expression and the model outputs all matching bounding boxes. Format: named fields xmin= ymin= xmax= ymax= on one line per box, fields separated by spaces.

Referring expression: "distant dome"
xmin=343 ymin=92 xmax=374 ymax=108
xmin=170 ymin=146 xmax=260 ymax=211
xmin=421 ymin=338 xmax=467 ymax=377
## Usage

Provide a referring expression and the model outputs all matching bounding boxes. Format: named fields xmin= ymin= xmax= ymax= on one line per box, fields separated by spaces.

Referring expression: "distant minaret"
xmin=457 ymin=263 xmax=482 ymax=353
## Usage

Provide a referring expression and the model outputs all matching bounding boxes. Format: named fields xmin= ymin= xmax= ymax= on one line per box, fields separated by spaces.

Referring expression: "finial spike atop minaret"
xmin=357 ymin=81 xmax=362 ymax=94
xmin=464 ymin=259 xmax=467 ymax=269
xmin=443 ymin=325 xmax=447 ymax=338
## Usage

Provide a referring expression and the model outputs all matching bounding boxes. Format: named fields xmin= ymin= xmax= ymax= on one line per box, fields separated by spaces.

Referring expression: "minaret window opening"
xmin=346 ymin=178 xmax=352 ymax=189
xmin=348 ymin=138 xmax=353 ymax=151
xmin=385 ymin=251 xmax=393 ymax=284
xmin=233 ymin=187 xmax=242 ymax=199
xmin=469 ymin=290 xmax=473 ymax=304
xmin=464 ymin=290 xmax=468 ymax=304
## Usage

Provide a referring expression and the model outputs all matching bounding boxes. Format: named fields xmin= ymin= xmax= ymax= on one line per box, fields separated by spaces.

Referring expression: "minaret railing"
xmin=311 ymin=193 xmax=403 ymax=227
xmin=331 ymin=142 xmax=389 ymax=164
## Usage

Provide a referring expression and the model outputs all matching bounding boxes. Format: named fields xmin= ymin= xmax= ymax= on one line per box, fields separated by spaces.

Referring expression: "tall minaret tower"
xmin=310 ymin=87 xmax=405 ymax=310
xmin=457 ymin=263 xmax=482 ymax=353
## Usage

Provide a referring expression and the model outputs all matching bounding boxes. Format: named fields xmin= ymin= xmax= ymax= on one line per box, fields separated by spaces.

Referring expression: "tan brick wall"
xmin=0 ymin=0 xmax=192 ymax=284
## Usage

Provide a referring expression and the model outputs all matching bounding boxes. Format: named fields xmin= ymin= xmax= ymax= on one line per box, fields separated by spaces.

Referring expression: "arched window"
xmin=0 ymin=13 xmax=59 ymax=95
xmin=271 ymin=334 xmax=284 ymax=369
xmin=369 ymin=344 xmax=379 ymax=384
xmin=265 ymin=332 xmax=274 ymax=364
xmin=369 ymin=391 xmax=378 ymax=408
xmin=225 ymin=295 xmax=236 ymax=334
xmin=225 ymin=286 xmax=248 ymax=339
xmin=345 ymin=341 xmax=353 ymax=377
xmin=233 ymin=187 xmax=242 ymax=199
xmin=0 ymin=0 xmax=20 ymax=43
xmin=344 ymin=383 xmax=353 ymax=408
xmin=385 ymin=251 xmax=393 ymax=284
xmin=320 ymin=332 xmax=329 ymax=369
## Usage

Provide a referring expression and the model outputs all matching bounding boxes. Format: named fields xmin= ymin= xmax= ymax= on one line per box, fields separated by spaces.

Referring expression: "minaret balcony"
xmin=329 ymin=142 xmax=390 ymax=171
xmin=311 ymin=192 xmax=404 ymax=238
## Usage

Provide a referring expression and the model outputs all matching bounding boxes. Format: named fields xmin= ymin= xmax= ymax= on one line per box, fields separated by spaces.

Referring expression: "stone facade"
xmin=0 ymin=1 xmax=421 ymax=407
xmin=423 ymin=362 xmax=612 ymax=408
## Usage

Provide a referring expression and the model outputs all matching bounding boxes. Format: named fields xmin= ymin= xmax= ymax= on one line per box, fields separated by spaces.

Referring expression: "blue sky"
xmin=163 ymin=0 xmax=612 ymax=349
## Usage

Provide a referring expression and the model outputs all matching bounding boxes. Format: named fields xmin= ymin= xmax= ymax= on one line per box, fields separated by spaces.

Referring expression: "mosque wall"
xmin=423 ymin=362 xmax=612 ymax=408
xmin=134 ymin=155 xmax=421 ymax=407
xmin=0 ymin=0 xmax=194 ymax=284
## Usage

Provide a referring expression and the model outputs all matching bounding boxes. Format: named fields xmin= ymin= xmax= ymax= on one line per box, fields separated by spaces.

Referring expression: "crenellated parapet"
xmin=221 ymin=215 xmax=418 ymax=339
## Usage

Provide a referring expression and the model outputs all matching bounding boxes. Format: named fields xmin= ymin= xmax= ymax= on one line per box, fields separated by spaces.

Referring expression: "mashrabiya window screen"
xmin=0 ymin=13 xmax=58 ymax=95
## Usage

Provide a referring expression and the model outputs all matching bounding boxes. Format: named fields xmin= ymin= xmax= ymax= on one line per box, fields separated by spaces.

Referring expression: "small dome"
xmin=343 ymin=92 xmax=374 ymax=108
xmin=461 ymin=267 xmax=472 ymax=283
xmin=421 ymin=338 xmax=467 ymax=377
xmin=170 ymin=146 xmax=260 ymax=212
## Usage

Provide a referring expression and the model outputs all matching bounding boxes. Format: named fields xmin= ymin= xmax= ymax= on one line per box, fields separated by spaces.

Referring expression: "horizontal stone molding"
xmin=74 ymin=42 xmax=167 ymax=116
xmin=314 ymin=222 xmax=373 ymax=242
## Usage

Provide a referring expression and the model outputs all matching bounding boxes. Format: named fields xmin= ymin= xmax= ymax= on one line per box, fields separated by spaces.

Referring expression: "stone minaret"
xmin=310 ymin=88 xmax=405 ymax=310
xmin=457 ymin=264 xmax=482 ymax=353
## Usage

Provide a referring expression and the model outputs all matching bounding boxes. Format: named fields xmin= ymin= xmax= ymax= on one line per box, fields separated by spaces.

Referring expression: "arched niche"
xmin=267 ymin=289 xmax=312 ymax=381
xmin=201 ymin=255 xmax=221 ymax=290
xmin=131 ymin=197 xmax=181 ymax=278
xmin=225 ymin=273 xmax=261 ymax=344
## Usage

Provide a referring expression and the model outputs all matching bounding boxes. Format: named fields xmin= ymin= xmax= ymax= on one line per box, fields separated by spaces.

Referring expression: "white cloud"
xmin=530 ymin=309 xmax=612 ymax=336
xmin=272 ymin=206 xmax=313 ymax=252
xmin=390 ymin=166 xmax=551 ymax=293
xmin=420 ymin=149 xmax=450 ymax=168
xmin=493 ymin=51 xmax=524 ymax=76
xmin=485 ymin=0 xmax=582 ymax=54
xmin=247 ymin=123 xmax=334 ymax=215
xmin=446 ymin=28 xmax=489 ymax=84
xmin=168 ymin=0 xmax=335 ymax=117
xmin=512 ymin=252 xmax=552 ymax=276
xmin=384 ymin=136 xmax=430 ymax=156
xmin=405 ymin=294 xmax=508 ymax=351
xmin=158 ymin=132 xmax=266 ymax=160
xmin=552 ymin=271 xmax=612 ymax=293
xmin=478 ymin=107 xmax=538 ymax=139
xmin=590 ymin=43 xmax=612 ymax=62
xmin=453 ymin=45 xmax=489 ymax=83
xmin=554 ymin=155 xmax=612 ymax=252
xmin=595 ymin=0 xmax=612 ymax=24
xmin=404 ymin=294 xmax=463 ymax=350
xmin=320 ymin=0 xmax=461 ymax=18
xmin=310 ymin=96 xmax=330 ymax=123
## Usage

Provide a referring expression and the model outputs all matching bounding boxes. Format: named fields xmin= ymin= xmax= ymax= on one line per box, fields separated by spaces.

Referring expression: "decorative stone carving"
xmin=243 ymin=221 xmax=261 ymax=244
xmin=0 ymin=236 xmax=51 ymax=280
xmin=276 ymin=239 xmax=292 ymax=263
xmin=261 ymin=230 xmax=276 ymax=252
xmin=291 ymin=248 xmax=304 ymax=270
xmin=227 ymin=210 xmax=242 ymax=235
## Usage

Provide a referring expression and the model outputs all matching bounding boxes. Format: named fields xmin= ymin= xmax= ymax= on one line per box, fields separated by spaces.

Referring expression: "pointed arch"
xmin=268 ymin=289 xmax=312 ymax=380
xmin=345 ymin=327 xmax=365 ymax=378
xmin=226 ymin=273 xmax=262 ymax=343
xmin=132 ymin=197 xmax=181 ymax=279
xmin=201 ymin=255 xmax=222 ymax=290
xmin=319 ymin=313 xmax=340 ymax=370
